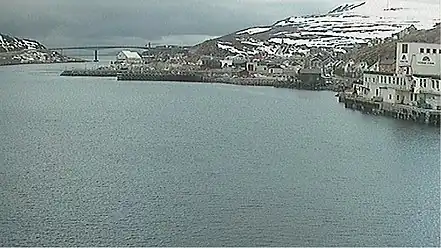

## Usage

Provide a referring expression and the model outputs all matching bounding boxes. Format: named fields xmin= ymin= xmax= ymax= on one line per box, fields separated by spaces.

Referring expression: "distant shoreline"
xmin=0 ymin=60 xmax=88 ymax=67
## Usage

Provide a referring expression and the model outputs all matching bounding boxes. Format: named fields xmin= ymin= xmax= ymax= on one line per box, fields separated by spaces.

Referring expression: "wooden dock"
xmin=339 ymin=93 xmax=441 ymax=127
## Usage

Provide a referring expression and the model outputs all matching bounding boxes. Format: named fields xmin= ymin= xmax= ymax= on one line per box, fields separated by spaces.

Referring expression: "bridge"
xmin=48 ymin=45 xmax=153 ymax=62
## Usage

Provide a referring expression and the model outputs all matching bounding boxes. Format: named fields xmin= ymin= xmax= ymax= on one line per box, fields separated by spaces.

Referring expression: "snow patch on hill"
xmin=212 ymin=0 xmax=440 ymax=57
xmin=237 ymin=27 xmax=272 ymax=35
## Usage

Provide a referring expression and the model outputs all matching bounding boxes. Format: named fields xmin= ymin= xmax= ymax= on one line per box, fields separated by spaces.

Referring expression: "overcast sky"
xmin=0 ymin=0 xmax=390 ymax=47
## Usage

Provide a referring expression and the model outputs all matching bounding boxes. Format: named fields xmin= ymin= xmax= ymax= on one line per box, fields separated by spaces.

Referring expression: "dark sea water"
xmin=0 ymin=62 xmax=440 ymax=247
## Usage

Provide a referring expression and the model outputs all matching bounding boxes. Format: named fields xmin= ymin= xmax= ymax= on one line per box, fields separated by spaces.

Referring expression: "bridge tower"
xmin=94 ymin=50 xmax=99 ymax=62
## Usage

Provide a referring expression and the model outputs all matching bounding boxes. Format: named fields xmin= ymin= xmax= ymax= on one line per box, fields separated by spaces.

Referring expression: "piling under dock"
xmin=339 ymin=93 xmax=441 ymax=127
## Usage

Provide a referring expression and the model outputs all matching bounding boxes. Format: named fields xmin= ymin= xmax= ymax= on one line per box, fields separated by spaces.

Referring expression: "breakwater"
xmin=339 ymin=93 xmax=441 ymax=127
xmin=60 ymin=69 xmax=120 ymax=77
xmin=116 ymin=72 xmax=294 ymax=88
xmin=117 ymin=72 xmax=205 ymax=82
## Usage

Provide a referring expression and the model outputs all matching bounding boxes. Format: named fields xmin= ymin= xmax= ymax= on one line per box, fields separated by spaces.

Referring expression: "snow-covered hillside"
xmin=200 ymin=0 xmax=440 ymax=57
xmin=0 ymin=33 xmax=46 ymax=52
xmin=0 ymin=33 xmax=86 ymax=65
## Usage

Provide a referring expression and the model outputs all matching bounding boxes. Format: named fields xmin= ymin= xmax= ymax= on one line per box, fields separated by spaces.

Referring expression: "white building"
xmin=357 ymin=72 xmax=440 ymax=107
xmin=355 ymin=42 xmax=441 ymax=110
xmin=396 ymin=42 xmax=440 ymax=76
xmin=116 ymin=51 xmax=142 ymax=64
xmin=220 ymin=59 xmax=233 ymax=68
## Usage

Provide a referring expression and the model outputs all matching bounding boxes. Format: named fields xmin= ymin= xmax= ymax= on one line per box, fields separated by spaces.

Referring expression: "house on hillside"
xmin=199 ymin=55 xmax=222 ymax=69
xmin=116 ymin=51 xmax=142 ymax=64
xmin=304 ymin=51 xmax=337 ymax=71
xmin=268 ymin=65 xmax=283 ymax=74
xmin=368 ymin=57 xmax=396 ymax=73
xmin=392 ymin=25 xmax=417 ymax=40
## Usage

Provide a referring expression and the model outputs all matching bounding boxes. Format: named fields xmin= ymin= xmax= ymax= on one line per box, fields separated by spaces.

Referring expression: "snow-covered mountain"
xmin=0 ymin=33 xmax=46 ymax=52
xmin=0 ymin=33 xmax=86 ymax=65
xmin=195 ymin=0 xmax=440 ymax=57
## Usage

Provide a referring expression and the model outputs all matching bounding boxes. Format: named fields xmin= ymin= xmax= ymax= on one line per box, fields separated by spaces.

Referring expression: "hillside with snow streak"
xmin=0 ymin=33 xmax=46 ymax=52
xmin=195 ymin=0 xmax=440 ymax=57
xmin=0 ymin=33 xmax=87 ymax=66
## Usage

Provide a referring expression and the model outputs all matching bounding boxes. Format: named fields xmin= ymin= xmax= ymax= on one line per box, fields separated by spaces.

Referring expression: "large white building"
xmin=116 ymin=51 xmax=142 ymax=64
xmin=396 ymin=42 xmax=441 ymax=75
xmin=355 ymin=42 xmax=441 ymax=110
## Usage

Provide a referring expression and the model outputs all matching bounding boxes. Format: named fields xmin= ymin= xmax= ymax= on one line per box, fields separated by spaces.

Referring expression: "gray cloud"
xmin=0 ymin=0 xmax=347 ymax=47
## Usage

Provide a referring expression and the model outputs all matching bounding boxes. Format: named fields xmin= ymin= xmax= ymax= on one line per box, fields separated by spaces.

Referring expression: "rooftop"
xmin=119 ymin=51 xmax=141 ymax=59
xmin=299 ymin=68 xmax=321 ymax=74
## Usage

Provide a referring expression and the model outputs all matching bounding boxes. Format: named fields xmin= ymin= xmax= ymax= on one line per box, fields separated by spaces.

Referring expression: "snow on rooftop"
xmin=119 ymin=50 xmax=142 ymax=59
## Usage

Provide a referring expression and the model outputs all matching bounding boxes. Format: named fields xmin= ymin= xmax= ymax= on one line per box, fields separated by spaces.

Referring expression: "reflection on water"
xmin=0 ymin=63 xmax=439 ymax=247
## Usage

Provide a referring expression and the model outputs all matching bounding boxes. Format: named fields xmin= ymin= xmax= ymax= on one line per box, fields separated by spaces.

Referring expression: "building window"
xmin=389 ymin=94 xmax=392 ymax=100
xmin=388 ymin=77 xmax=391 ymax=84
xmin=402 ymin=44 xmax=408 ymax=53
xmin=420 ymin=48 xmax=424 ymax=53
xmin=433 ymin=49 xmax=437 ymax=54
xmin=426 ymin=48 xmax=431 ymax=53
xmin=432 ymin=80 xmax=435 ymax=89
xmin=397 ymin=95 xmax=400 ymax=101
xmin=424 ymin=82 xmax=427 ymax=88
xmin=376 ymin=89 xmax=379 ymax=96
xmin=437 ymin=81 xmax=440 ymax=89
xmin=410 ymin=93 xmax=413 ymax=101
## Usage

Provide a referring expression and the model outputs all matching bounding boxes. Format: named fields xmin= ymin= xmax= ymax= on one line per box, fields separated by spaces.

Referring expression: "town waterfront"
xmin=0 ymin=63 xmax=440 ymax=246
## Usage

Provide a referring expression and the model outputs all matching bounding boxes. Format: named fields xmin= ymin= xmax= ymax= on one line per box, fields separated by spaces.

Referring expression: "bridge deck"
xmin=49 ymin=46 xmax=150 ymax=50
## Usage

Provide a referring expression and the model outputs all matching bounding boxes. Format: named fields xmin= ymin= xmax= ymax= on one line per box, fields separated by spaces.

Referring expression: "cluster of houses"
xmin=111 ymin=48 xmax=332 ymax=89
xmin=197 ymin=52 xmax=335 ymax=89
xmin=109 ymin=26 xmax=439 ymax=98
xmin=353 ymin=42 xmax=441 ymax=110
